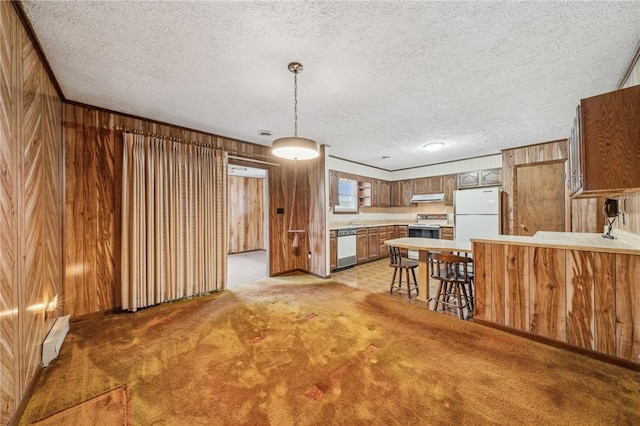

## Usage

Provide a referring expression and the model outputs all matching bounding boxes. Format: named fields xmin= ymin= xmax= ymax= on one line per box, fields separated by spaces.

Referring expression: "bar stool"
xmin=427 ymin=252 xmax=474 ymax=319
xmin=388 ymin=245 xmax=419 ymax=298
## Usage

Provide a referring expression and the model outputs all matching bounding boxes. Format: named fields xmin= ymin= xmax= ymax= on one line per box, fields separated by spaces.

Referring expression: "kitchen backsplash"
xmin=329 ymin=202 xmax=454 ymax=225
xmin=613 ymin=190 xmax=640 ymax=235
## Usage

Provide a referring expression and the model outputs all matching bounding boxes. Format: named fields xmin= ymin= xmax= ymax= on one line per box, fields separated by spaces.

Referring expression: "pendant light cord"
xmin=293 ymin=71 xmax=298 ymax=137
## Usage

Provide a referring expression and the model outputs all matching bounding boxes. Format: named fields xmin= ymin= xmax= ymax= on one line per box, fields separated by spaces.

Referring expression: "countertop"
xmin=384 ymin=237 xmax=471 ymax=253
xmin=472 ymin=230 xmax=640 ymax=255
xmin=330 ymin=222 xmax=453 ymax=231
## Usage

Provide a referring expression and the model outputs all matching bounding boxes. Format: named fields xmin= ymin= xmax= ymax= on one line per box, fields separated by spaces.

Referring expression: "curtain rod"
xmin=228 ymin=155 xmax=280 ymax=167
xmin=115 ymin=127 xmax=279 ymax=165
xmin=115 ymin=126 xmax=220 ymax=148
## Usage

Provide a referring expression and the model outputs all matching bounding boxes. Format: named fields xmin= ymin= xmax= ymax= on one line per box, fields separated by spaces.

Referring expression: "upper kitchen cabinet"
xmin=570 ymin=84 xmax=640 ymax=197
xmin=413 ymin=176 xmax=443 ymax=194
xmin=371 ymin=179 xmax=391 ymax=207
xmin=481 ymin=169 xmax=502 ymax=186
xmin=458 ymin=168 xmax=502 ymax=189
xmin=379 ymin=180 xmax=391 ymax=207
xmin=391 ymin=180 xmax=413 ymax=207
xmin=442 ymin=174 xmax=457 ymax=206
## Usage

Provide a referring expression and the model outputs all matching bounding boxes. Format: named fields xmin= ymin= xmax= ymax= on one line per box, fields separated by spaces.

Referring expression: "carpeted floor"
xmin=21 ymin=277 xmax=640 ymax=425
xmin=30 ymin=385 xmax=129 ymax=425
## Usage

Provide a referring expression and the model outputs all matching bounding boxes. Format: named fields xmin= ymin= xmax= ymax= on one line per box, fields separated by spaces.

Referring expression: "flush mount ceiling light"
xmin=423 ymin=142 xmax=445 ymax=152
xmin=272 ymin=62 xmax=319 ymax=160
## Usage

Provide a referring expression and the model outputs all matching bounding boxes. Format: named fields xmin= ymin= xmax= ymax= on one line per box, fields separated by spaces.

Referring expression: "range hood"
xmin=410 ymin=193 xmax=445 ymax=203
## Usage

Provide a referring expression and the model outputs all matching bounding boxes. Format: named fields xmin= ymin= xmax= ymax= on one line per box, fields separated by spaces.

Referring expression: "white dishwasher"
xmin=336 ymin=228 xmax=357 ymax=269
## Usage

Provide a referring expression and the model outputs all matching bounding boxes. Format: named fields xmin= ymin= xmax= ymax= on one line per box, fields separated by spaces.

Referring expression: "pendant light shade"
xmin=272 ymin=62 xmax=319 ymax=160
xmin=272 ymin=137 xmax=319 ymax=160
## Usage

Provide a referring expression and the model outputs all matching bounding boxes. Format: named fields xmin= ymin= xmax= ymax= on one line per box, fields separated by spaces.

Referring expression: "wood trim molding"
xmin=10 ymin=1 xmax=65 ymax=100
xmin=7 ymin=367 xmax=43 ymax=426
xmin=500 ymin=138 xmax=569 ymax=153
xmin=473 ymin=318 xmax=640 ymax=372
xmin=618 ymin=39 xmax=640 ymax=89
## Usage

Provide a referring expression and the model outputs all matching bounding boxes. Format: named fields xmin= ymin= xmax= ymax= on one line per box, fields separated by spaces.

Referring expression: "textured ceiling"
xmin=20 ymin=1 xmax=640 ymax=171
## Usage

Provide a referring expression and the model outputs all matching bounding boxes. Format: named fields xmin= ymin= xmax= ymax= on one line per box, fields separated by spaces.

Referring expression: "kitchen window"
xmin=333 ymin=178 xmax=358 ymax=213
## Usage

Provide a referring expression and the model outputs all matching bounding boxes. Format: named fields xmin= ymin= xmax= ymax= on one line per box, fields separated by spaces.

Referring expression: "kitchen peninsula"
xmin=472 ymin=231 xmax=640 ymax=368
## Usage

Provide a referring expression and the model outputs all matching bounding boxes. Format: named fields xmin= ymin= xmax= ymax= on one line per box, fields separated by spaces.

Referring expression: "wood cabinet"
xmin=378 ymin=226 xmax=388 ymax=258
xmin=473 ymin=240 xmax=640 ymax=365
xmin=390 ymin=180 xmax=413 ymax=207
xmin=570 ymin=84 xmax=640 ymax=197
xmin=356 ymin=229 xmax=368 ymax=262
xmin=329 ymin=231 xmax=337 ymax=271
xmin=388 ymin=225 xmax=397 ymax=240
xmin=442 ymin=174 xmax=457 ymax=206
xmin=440 ymin=227 xmax=453 ymax=241
xmin=379 ymin=180 xmax=391 ymax=207
xmin=458 ymin=171 xmax=480 ymax=188
xmin=329 ymin=171 xmax=339 ymax=206
xmin=413 ymin=176 xmax=443 ymax=194
xmin=458 ymin=168 xmax=502 ymax=189
xmin=397 ymin=225 xmax=408 ymax=257
xmin=481 ymin=169 xmax=502 ymax=186
xmin=370 ymin=179 xmax=391 ymax=207
xmin=368 ymin=228 xmax=380 ymax=259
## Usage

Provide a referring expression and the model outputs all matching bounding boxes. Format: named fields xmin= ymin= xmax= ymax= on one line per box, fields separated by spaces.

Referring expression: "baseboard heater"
xmin=42 ymin=315 xmax=70 ymax=367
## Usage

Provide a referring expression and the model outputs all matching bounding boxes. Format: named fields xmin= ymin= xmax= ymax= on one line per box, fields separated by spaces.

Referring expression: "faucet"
xmin=348 ymin=217 xmax=361 ymax=226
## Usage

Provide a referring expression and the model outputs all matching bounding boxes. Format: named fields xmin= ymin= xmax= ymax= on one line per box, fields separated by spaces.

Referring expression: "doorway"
xmin=227 ymin=165 xmax=269 ymax=287
xmin=514 ymin=160 xmax=567 ymax=236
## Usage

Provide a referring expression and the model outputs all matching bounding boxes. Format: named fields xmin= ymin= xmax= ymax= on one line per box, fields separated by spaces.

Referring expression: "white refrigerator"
xmin=454 ymin=187 xmax=502 ymax=242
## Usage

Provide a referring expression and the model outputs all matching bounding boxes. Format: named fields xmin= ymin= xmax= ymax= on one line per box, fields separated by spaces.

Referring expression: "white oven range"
xmin=406 ymin=214 xmax=448 ymax=259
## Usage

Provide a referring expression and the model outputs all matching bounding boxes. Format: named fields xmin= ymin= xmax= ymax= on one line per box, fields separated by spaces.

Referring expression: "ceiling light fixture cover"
xmin=272 ymin=62 xmax=319 ymax=160
xmin=423 ymin=142 xmax=444 ymax=152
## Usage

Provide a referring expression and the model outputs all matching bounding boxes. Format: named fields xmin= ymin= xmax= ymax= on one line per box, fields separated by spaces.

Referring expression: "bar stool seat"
xmin=427 ymin=252 xmax=474 ymax=319
xmin=388 ymin=246 xmax=419 ymax=298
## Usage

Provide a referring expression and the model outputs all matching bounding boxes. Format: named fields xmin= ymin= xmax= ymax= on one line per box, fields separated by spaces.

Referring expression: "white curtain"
xmin=121 ymin=133 xmax=228 ymax=311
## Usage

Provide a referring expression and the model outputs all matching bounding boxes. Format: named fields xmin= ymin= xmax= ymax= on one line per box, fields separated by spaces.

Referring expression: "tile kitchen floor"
xmin=332 ymin=258 xmax=474 ymax=320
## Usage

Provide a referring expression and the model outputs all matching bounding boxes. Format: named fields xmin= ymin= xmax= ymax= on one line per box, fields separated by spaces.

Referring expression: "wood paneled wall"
xmin=228 ymin=176 xmax=265 ymax=253
xmin=613 ymin=190 xmax=640 ymax=235
xmin=571 ymin=196 xmax=606 ymax=233
xmin=474 ymin=241 xmax=640 ymax=365
xmin=501 ymin=140 xmax=570 ymax=235
xmin=268 ymin=148 xmax=327 ymax=276
xmin=0 ymin=2 xmax=64 ymax=423
xmin=63 ymin=105 xmax=327 ymax=317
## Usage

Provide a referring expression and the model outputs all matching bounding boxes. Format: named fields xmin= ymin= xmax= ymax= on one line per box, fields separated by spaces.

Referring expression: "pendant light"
xmin=272 ymin=62 xmax=319 ymax=160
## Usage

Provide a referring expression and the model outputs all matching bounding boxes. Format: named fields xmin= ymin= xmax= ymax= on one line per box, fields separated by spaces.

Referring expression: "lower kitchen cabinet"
xmin=378 ymin=226 xmax=388 ymax=258
xmin=356 ymin=229 xmax=368 ymax=262
xmin=368 ymin=228 xmax=380 ymax=259
xmin=329 ymin=230 xmax=337 ymax=270
xmin=397 ymin=225 xmax=408 ymax=257
xmin=440 ymin=227 xmax=454 ymax=241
